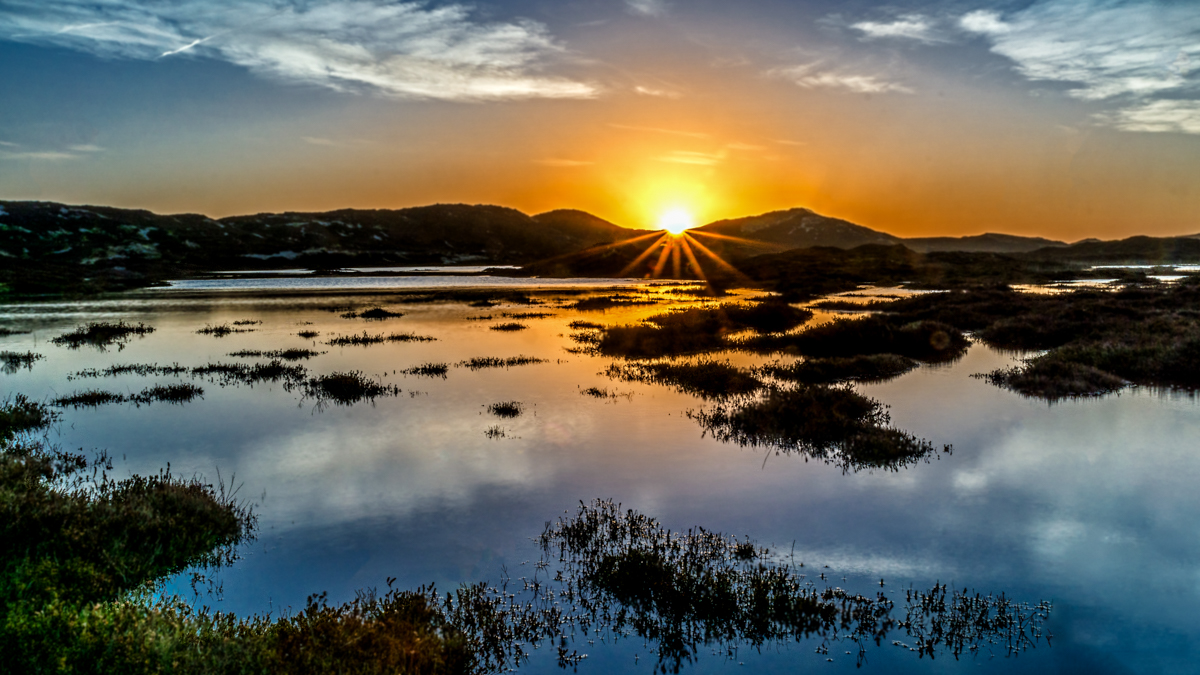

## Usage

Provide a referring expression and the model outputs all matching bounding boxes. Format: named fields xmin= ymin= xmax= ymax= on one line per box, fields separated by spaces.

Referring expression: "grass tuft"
xmin=51 ymin=321 xmax=154 ymax=350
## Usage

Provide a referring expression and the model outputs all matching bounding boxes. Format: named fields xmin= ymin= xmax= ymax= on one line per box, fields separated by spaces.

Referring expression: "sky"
xmin=1 ymin=0 xmax=1198 ymax=241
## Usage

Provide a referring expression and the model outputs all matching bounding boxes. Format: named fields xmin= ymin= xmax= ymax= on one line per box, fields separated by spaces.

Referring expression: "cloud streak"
xmin=769 ymin=63 xmax=913 ymax=94
xmin=851 ymin=15 xmax=944 ymax=44
xmin=959 ymin=1 xmax=1200 ymax=133
xmin=0 ymin=1 xmax=598 ymax=101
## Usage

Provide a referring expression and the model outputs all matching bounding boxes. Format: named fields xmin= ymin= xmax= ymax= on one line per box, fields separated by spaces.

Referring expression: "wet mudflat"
xmin=2 ymin=282 xmax=1199 ymax=673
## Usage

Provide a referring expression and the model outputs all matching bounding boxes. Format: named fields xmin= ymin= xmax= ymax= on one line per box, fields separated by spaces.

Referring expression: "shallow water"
xmin=3 ymin=284 xmax=1199 ymax=674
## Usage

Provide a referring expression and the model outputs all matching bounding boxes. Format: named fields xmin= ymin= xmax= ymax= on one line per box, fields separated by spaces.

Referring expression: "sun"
xmin=658 ymin=207 xmax=694 ymax=235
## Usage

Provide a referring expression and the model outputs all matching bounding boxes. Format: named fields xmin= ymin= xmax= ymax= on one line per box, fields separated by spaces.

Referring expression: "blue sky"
xmin=1 ymin=0 xmax=1197 ymax=238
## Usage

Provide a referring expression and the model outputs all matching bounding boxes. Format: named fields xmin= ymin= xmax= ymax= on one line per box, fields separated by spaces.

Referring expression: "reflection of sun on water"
xmin=658 ymin=208 xmax=694 ymax=235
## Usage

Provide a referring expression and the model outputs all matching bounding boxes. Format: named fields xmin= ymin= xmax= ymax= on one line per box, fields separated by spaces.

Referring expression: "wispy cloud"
xmin=1101 ymin=100 xmax=1200 ymax=134
xmin=609 ymin=123 xmax=710 ymax=139
xmin=634 ymin=85 xmax=681 ymax=98
xmin=851 ymin=15 xmax=944 ymax=44
xmin=0 ymin=150 xmax=79 ymax=160
xmin=656 ymin=150 xmax=724 ymax=166
xmin=959 ymin=0 xmax=1200 ymax=133
xmin=0 ymin=1 xmax=598 ymax=101
xmin=68 ymin=144 xmax=104 ymax=152
xmin=626 ymin=0 xmax=668 ymax=18
xmin=770 ymin=64 xmax=913 ymax=94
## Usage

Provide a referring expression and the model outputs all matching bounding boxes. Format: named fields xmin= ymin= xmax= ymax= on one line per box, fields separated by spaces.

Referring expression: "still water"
xmin=2 ymin=280 xmax=1198 ymax=674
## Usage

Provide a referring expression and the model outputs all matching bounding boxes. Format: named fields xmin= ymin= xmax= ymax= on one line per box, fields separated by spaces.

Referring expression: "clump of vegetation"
xmin=690 ymin=384 xmax=945 ymax=472
xmin=982 ymin=357 xmax=1128 ymax=400
xmin=196 ymin=323 xmax=254 ymax=338
xmin=0 ymin=328 xmax=30 ymax=337
xmin=327 ymin=331 xmax=437 ymax=346
xmin=232 ymin=319 xmax=262 ymax=326
xmin=486 ymin=401 xmax=524 ymax=418
xmin=52 ymin=384 xmax=204 ymax=408
xmin=401 ymin=363 xmax=450 ymax=379
xmin=483 ymin=426 xmax=507 ymax=439
xmin=342 ymin=307 xmax=405 ymax=320
xmin=538 ymin=500 xmax=1051 ymax=671
xmin=464 ymin=315 xmax=493 ymax=321
xmin=605 ymin=359 xmax=764 ymax=399
xmin=579 ymin=386 xmax=632 ymax=401
xmin=191 ymin=361 xmax=308 ymax=388
xmin=457 ymin=356 xmax=547 ymax=370
xmin=758 ymin=354 xmax=919 ymax=385
xmin=489 ymin=322 xmax=528 ymax=332
xmin=303 ymin=371 xmax=400 ymax=405
xmin=296 ymin=329 xmax=320 ymax=339
xmin=810 ymin=299 xmax=876 ymax=311
xmin=863 ymin=282 xmax=1200 ymax=398
xmin=1 ymin=351 xmax=44 ymax=374
xmin=568 ymin=320 xmax=603 ymax=330
xmin=570 ymin=294 xmax=658 ymax=311
xmin=593 ymin=303 xmax=813 ymax=359
xmin=0 ymin=394 xmax=58 ymax=441
xmin=51 ymin=321 xmax=155 ymax=350
xmin=500 ymin=312 xmax=553 ymax=319
xmin=68 ymin=363 xmax=188 ymax=380
xmin=227 ymin=348 xmax=324 ymax=361
xmin=743 ymin=316 xmax=969 ymax=363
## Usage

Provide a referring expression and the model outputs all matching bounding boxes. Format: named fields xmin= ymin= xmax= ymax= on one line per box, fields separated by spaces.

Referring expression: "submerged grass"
xmin=327 ymin=331 xmax=437 ymax=346
xmin=196 ymin=324 xmax=253 ymax=338
xmin=402 ymin=362 xmax=450 ymax=379
xmin=1 ymin=351 xmax=45 ymax=374
xmin=52 ymin=384 xmax=204 ymax=408
xmin=69 ymin=363 xmax=188 ymax=380
xmin=594 ymin=302 xmax=813 ymax=359
xmin=0 ymin=394 xmax=59 ymax=441
xmin=604 ymin=359 xmax=764 ymax=400
xmin=227 ymin=348 xmax=325 ymax=361
xmin=303 ymin=371 xmax=401 ymax=405
xmin=488 ymin=322 xmax=528 ymax=332
xmin=51 ymin=321 xmax=154 ymax=350
xmin=457 ymin=356 xmax=547 ymax=370
xmin=342 ymin=307 xmax=405 ymax=320
xmin=486 ymin=401 xmax=524 ymax=418
xmin=191 ymin=360 xmax=308 ymax=388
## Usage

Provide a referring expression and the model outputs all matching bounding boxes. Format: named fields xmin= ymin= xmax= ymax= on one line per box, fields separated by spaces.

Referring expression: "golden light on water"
xmin=658 ymin=207 xmax=694 ymax=235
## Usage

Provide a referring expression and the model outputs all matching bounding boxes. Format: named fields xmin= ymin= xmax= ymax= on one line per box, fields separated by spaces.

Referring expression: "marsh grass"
xmin=303 ymin=371 xmax=400 ymax=405
xmin=51 ymin=321 xmax=154 ymax=350
xmin=342 ymin=307 xmax=405 ymax=320
xmin=327 ymin=331 xmax=436 ymax=346
xmin=605 ymin=359 xmax=764 ymax=399
xmin=690 ymin=384 xmax=945 ymax=472
xmin=758 ymin=354 xmax=919 ymax=385
xmin=981 ymin=358 xmax=1127 ymax=400
xmin=296 ymin=330 xmax=320 ymax=339
xmin=191 ymin=361 xmax=308 ymax=388
xmin=483 ymin=425 xmax=507 ymax=439
xmin=0 ymin=328 xmax=30 ymax=336
xmin=594 ymin=302 xmax=813 ymax=359
xmin=196 ymin=324 xmax=253 ymax=338
xmin=579 ymin=386 xmax=633 ymax=402
xmin=402 ymin=362 xmax=450 ymax=379
xmin=537 ymin=500 xmax=1051 ymax=671
xmin=232 ymin=319 xmax=262 ymax=326
xmin=486 ymin=401 xmax=524 ymax=418
xmin=457 ymin=356 xmax=547 ymax=370
xmin=500 ymin=312 xmax=553 ymax=319
xmin=743 ymin=316 xmax=969 ymax=363
xmin=465 ymin=315 xmax=493 ymax=321
xmin=570 ymin=295 xmax=658 ymax=311
xmin=227 ymin=348 xmax=325 ymax=361
xmin=488 ymin=323 xmax=528 ymax=332
xmin=52 ymin=384 xmax=204 ymax=408
xmin=568 ymin=320 xmax=602 ymax=330
xmin=1 ymin=351 xmax=44 ymax=374
xmin=0 ymin=394 xmax=58 ymax=441
xmin=69 ymin=363 xmax=188 ymax=380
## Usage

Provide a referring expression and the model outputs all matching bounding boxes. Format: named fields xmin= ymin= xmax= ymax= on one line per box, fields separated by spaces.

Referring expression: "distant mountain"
xmin=693 ymin=208 xmax=902 ymax=250
xmin=1020 ymin=235 xmax=1200 ymax=264
xmin=904 ymin=233 xmax=1066 ymax=254
xmin=0 ymin=200 xmax=648 ymax=294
